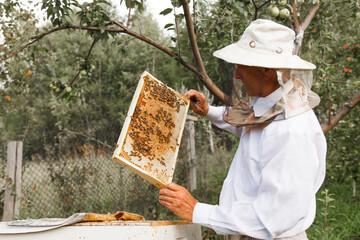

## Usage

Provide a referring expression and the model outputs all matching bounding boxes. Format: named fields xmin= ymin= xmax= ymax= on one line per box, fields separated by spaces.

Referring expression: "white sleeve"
xmin=205 ymin=105 xmax=243 ymax=137
xmin=192 ymin=129 xmax=324 ymax=239
xmin=193 ymin=201 xmax=271 ymax=239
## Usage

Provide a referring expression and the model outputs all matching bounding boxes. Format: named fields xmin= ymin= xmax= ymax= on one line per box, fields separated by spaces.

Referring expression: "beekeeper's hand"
xmin=159 ymin=183 xmax=197 ymax=222
xmin=184 ymin=90 xmax=209 ymax=116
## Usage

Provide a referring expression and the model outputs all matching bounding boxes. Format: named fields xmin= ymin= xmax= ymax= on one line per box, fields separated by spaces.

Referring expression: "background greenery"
xmin=0 ymin=0 xmax=359 ymax=239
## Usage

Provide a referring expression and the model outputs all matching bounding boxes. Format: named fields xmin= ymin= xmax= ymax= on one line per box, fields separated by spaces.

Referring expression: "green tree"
xmin=2 ymin=0 xmax=358 ymax=133
xmin=0 ymin=8 xmax=196 ymax=157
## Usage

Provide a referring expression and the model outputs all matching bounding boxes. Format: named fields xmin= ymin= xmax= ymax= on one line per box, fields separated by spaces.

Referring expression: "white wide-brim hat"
xmin=213 ymin=19 xmax=316 ymax=70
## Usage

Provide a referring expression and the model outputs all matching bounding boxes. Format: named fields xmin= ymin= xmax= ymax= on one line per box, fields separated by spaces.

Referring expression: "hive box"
xmin=0 ymin=221 xmax=201 ymax=240
xmin=112 ymin=71 xmax=189 ymax=188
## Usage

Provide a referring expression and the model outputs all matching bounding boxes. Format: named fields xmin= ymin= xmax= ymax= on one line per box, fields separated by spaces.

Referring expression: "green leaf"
xmin=125 ymin=0 xmax=132 ymax=8
xmin=81 ymin=2 xmax=90 ymax=12
xmin=100 ymin=24 xmax=105 ymax=33
xmin=86 ymin=13 xmax=93 ymax=22
xmin=159 ymin=8 xmax=173 ymax=16
xmin=164 ymin=23 xmax=174 ymax=29
xmin=121 ymin=45 xmax=129 ymax=54
xmin=182 ymin=56 xmax=190 ymax=62
xmin=175 ymin=13 xmax=184 ymax=19
xmin=169 ymin=46 xmax=177 ymax=52
xmin=136 ymin=2 xmax=144 ymax=12
xmin=233 ymin=2 xmax=245 ymax=13
xmin=171 ymin=0 xmax=181 ymax=8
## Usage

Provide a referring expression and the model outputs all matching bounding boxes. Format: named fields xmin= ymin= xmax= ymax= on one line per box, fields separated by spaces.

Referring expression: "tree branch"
xmin=292 ymin=1 xmax=300 ymax=33
xmin=258 ymin=0 xmax=272 ymax=9
xmin=291 ymin=1 xmax=302 ymax=55
xmin=70 ymin=39 xmax=97 ymax=85
xmin=0 ymin=38 xmax=40 ymax=62
xmin=127 ymin=0 xmax=132 ymax=28
xmin=1 ymin=25 xmax=124 ymax=62
xmin=180 ymin=0 xmax=227 ymax=102
xmin=174 ymin=7 xmax=182 ymax=57
xmin=193 ymin=0 xmax=197 ymax=34
xmin=294 ymin=2 xmax=320 ymax=56
xmin=300 ymin=2 xmax=320 ymax=31
xmin=3 ymin=16 xmax=227 ymax=102
xmin=322 ymin=90 xmax=360 ymax=134
xmin=5 ymin=20 xmax=207 ymax=89
xmin=198 ymin=16 xmax=225 ymax=38
xmin=252 ymin=0 xmax=272 ymax=21
xmin=31 ymin=25 xmax=124 ymax=40
xmin=112 ymin=20 xmax=200 ymax=76
xmin=251 ymin=0 xmax=258 ymax=20
xmin=181 ymin=0 xmax=206 ymax=74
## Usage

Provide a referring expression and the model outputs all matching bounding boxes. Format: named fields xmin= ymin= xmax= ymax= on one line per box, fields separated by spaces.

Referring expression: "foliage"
xmin=305 ymin=0 xmax=360 ymax=187
xmin=0 ymin=1 xmax=359 ymax=239
xmin=316 ymin=189 xmax=336 ymax=236
xmin=0 ymin=9 xmax=195 ymax=157
xmin=307 ymin=183 xmax=360 ymax=240
xmin=73 ymin=0 xmax=114 ymax=40
xmin=324 ymin=108 xmax=360 ymax=185
xmin=308 ymin=0 xmax=360 ymax=122
xmin=121 ymin=0 xmax=145 ymax=12
xmin=41 ymin=0 xmax=76 ymax=27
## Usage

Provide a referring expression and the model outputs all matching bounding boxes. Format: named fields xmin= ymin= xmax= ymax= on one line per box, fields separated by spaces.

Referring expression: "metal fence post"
xmin=2 ymin=141 xmax=23 ymax=221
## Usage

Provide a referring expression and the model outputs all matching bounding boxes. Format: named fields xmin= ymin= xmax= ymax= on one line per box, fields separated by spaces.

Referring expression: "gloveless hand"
xmin=159 ymin=183 xmax=198 ymax=222
xmin=184 ymin=90 xmax=209 ymax=116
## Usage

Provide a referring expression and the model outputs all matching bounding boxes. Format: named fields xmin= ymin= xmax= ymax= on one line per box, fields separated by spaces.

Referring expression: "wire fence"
xmin=0 ymin=116 xmax=233 ymax=221
xmin=19 ymin=149 xmax=129 ymax=219
xmin=0 ymin=119 xmax=172 ymax=220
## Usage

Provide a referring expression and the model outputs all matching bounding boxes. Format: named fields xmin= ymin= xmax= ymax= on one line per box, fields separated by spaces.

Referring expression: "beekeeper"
xmin=159 ymin=19 xmax=327 ymax=240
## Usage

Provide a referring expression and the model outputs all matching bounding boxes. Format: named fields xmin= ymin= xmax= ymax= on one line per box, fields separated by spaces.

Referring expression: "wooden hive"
xmin=112 ymin=71 xmax=189 ymax=188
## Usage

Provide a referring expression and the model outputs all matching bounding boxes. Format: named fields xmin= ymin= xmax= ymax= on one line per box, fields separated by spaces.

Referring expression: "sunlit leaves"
xmin=0 ymin=1 xmax=38 ymax=64
xmin=0 ymin=0 xmax=20 ymax=18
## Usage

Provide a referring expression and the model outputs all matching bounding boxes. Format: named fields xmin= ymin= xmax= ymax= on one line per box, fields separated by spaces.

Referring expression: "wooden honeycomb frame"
xmin=112 ymin=71 xmax=189 ymax=188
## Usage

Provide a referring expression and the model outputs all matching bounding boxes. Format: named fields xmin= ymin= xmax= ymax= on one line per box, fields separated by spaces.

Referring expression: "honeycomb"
xmin=114 ymin=72 xmax=189 ymax=188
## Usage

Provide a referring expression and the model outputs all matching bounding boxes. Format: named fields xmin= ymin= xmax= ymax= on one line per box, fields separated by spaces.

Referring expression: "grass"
xmin=307 ymin=181 xmax=360 ymax=240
